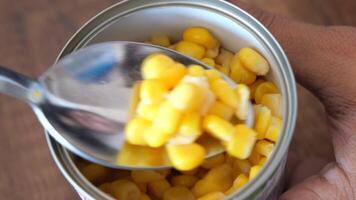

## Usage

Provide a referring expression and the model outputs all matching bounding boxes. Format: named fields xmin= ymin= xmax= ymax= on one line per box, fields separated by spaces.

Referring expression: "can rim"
xmin=47 ymin=0 xmax=297 ymax=199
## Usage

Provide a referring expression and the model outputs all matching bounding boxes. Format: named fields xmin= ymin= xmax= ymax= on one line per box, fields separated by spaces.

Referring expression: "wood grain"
xmin=0 ymin=0 xmax=355 ymax=199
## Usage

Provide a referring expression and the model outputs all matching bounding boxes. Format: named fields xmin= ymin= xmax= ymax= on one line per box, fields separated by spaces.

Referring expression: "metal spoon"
xmin=0 ymin=42 xmax=253 ymax=169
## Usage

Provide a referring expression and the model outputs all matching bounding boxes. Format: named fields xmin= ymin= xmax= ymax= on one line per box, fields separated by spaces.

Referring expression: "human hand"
xmin=228 ymin=1 xmax=356 ymax=199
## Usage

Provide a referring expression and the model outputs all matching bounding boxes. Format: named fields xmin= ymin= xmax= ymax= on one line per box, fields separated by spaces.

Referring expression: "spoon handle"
xmin=0 ymin=65 xmax=37 ymax=102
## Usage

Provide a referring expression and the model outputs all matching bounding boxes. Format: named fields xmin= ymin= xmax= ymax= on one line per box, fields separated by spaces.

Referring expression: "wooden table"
xmin=0 ymin=0 xmax=355 ymax=199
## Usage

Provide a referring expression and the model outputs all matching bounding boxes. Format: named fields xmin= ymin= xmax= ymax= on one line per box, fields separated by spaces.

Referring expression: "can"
xmin=47 ymin=0 xmax=297 ymax=199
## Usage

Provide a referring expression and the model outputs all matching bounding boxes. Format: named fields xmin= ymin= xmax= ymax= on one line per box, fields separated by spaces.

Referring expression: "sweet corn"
xmin=225 ymin=154 xmax=236 ymax=166
xmin=144 ymin=126 xmax=171 ymax=148
xmin=169 ymin=83 xmax=206 ymax=113
xmin=238 ymin=48 xmax=269 ymax=75
xmin=258 ymin=157 xmax=267 ymax=165
xmin=140 ymin=79 xmax=168 ymax=104
xmin=229 ymin=56 xmax=256 ymax=85
xmin=110 ymin=180 xmax=141 ymax=200
xmin=227 ymin=124 xmax=257 ymax=159
xmin=265 ymin=117 xmax=282 ymax=142
xmin=253 ymin=105 xmax=272 ymax=139
xmin=148 ymin=179 xmax=171 ymax=199
xmin=248 ymin=148 xmax=261 ymax=165
xmin=198 ymin=192 xmax=225 ymax=200
xmin=160 ymin=63 xmax=187 ymax=89
xmin=235 ymin=84 xmax=251 ymax=120
xmin=207 ymin=101 xmax=234 ymax=121
xmin=255 ymin=140 xmax=274 ymax=157
xmin=176 ymin=41 xmax=206 ymax=59
xmin=171 ymin=175 xmax=199 ymax=188
xmin=205 ymin=45 xmax=220 ymax=59
xmin=232 ymin=159 xmax=251 ymax=177
xmin=183 ymin=27 xmax=218 ymax=49
xmin=254 ymin=81 xmax=278 ymax=104
xmin=249 ymin=79 xmax=265 ymax=100
xmin=163 ymin=186 xmax=195 ymax=200
xmin=216 ymin=48 xmax=234 ymax=68
xmin=188 ymin=65 xmax=205 ymax=76
xmin=136 ymin=102 xmax=160 ymax=121
xmin=201 ymin=57 xmax=216 ymax=67
xmin=225 ymin=174 xmax=249 ymax=195
xmin=201 ymin=154 xmax=225 ymax=169
xmin=81 ymin=164 xmax=110 ymax=184
xmin=135 ymin=182 xmax=147 ymax=193
xmin=166 ymin=143 xmax=206 ymax=171
xmin=249 ymin=165 xmax=262 ymax=179
xmin=210 ymin=79 xmax=238 ymax=108
xmin=153 ymin=101 xmax=182 ymax=136
xmin=98 ymin=183 xmax=113 ymax=195
xmin=131 ymin=170 xmax=164 ymax=183
xmin=139 ymin=194 xmax=151 ymax=200
xmin=203 ymin=115 xmax=235 ymax=141
xmin=261 ymin=93 xmax=282 ymax=118
xmin=170 ymin=113 xmax=202 ymax=144
xmin=125 ymin=117 xmax=151 ymax=145
xmin=149 ymin=34 xmax=171 ymax=47
xmin=142 ymin=53 xmax=175 ymax=79
xmin=204 ymin=69 xmax=221 ymax=83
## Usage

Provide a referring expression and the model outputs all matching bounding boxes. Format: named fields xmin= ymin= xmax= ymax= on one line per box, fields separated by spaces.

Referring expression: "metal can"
xmin=47 ymin=0 xmax=297 ymax=199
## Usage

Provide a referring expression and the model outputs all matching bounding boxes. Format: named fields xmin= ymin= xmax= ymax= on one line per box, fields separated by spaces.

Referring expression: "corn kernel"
xmin=137 ymin=102 xmax=160 ymax=121
xmin=225 ymin=154 xmax=236 ymax=166
xmin=255 ymin=140 xmax=274 ymax=157
xmin=169 ymin=83 xmax=204 ymax=112
xmin=229 ymin=56 xmax=256 ymax=85
xmin=192 ymin=164 xmax=233 ymax=197
xmin=203 ymin=115 xmax=235 ymax=141
xmin=201 ymin=154 xmax=225 ymax=169
xmin=176 ymin=41 xmax=206 ymax=59
xmin=261 ymin=93 xmax=282 ymax=118
xmin=167 ymin=143 xmax=206 ymax=171
xmin=140 ymin=79 xmax=168 ymax=104
xmin=227 ymin=124 xmax=257 ymax=159
xmin=210 ymin=79 xmax=238 ymax=108
xmin=205 ymin=45 xmax=220 ymax=59
xmin=110 ymin=179 xmax=141 ymax=200
xmin=160 ymin=63 xmax=187 ymax=89
xmin=169 ymin=113 xmax=202 ymax=144
xmin=207 ymin=101 xmax=234 ymax=121
xmin=216 ymin=64 xmax=230 ymax=75
xmin=249 ymin=79 xmax=265 ymax=100
xmin=201 ymin=57 xmax=216 ymax=67
xmin=148 ymin=179 xmax=171 ymax=199
xmin=135 ymin=182 xmax=147 ymax=193
xmin=258 ymin=157 xmax=267 ymax=165
xmin=183 ymin=27 xmax=218 ymax=49
xmin=139 ymin=194 xmax=151 ymax=200
xmin=188 ymin=65 xmax=205 ymax=76
xmin=253 ymin=105 xmax=272 ymax=139
xmin=238 ymin=48 xmax=269 ymax=75
xmin=163 ymin=186 xmax=195 ymax=200
xmin=204 ymin=69 xmax=221 ymax=83
xmin=153 ymin=101 xmax=182 ymax=136
xmin=149 ymin=34 xmax=171 ymax=47
xmin=171 ymin=175 xmax=199 ymax=188
xmin=142 ymin=53 xmax=175 ymax=79
xmin=249 ymin=165 xmax=262 ymax=179
xmin=265 ymin=117 xmax=282 ymax=142
xmin=125 ymin=117 xmax=151 ymax=145
xmin=248 ymin=148 xmax=261 ymax=165
xmin=144 ymin=126 xmax=171 ymax=148
xmin=131 ymin=170 xmax=164 ymax=183
xmin=225 ymin=174 xmax=249 ymax=195
xmin=232 ymin=159 xmax=251 ymax=177
xmin=198 ymin=192 xmax=225 ymax=200
xmin=81 ymin=164 xmax=110 ymax=184
xmin=99 ymin=183 xmax=113 ymax=195
xmin=254 ymin=81 xmax=278 ymax=104
xmin=216 ymin=48 xmax=234 ymax=68
xmin=235 ymin=84 xmax=251 ymax=120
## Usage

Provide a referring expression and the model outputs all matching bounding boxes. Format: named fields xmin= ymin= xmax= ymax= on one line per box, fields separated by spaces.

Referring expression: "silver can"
xmin=47 ymin=0 xmax=297 ymax=199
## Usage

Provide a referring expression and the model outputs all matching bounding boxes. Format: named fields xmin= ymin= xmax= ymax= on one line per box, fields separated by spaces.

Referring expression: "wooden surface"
xmin=0 ymin=0 xmax=355 ymax=199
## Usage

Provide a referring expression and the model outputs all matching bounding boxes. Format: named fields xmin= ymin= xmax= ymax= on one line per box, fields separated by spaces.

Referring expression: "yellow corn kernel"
xmin=253 ymin=105 xmax=272 ymax=139
xmin=255 ymin=140 xmax=274 ymax=157
xmin=140 ymin=79 xmax=168 ymax=104
xmin=249 ymin=79 xmax=265 ymax=100
xmin=99 ymin=182 xmax=113 ymax=195
xmin=261 ymin=93 xmax=282 ymax=118
xmin=110 ymin=179 xmax=141 ymax=200
xmin=180 ymin=168 xmax=199 ymax=176
xmin=148 ymin=179 xmax=171 ymax=199
xmin=153 ymin=101 xmax=183 ymax=136
xmin=142 ymin=53 xmax=175 ymax=79
xmin=170 ymin=113 xmax=202 ymax=144
xmin=176 ymin=41 xmax=206 ymax=59
xmin=248 ymin=148 xmax=261 ymax=165
xmin=258 ymin=157 xmax=267 ymax=165
xmin=205 ymin=45 xmax=220 ymax=59
xmin=149 ymin=34 xmax=171 ymax=47
xmin=139 ymin=194 xmax=151 ymax=200
xmin=137 ymin=102 xmax=160 ymax=121
xmin=125 ymin=117 xmax=151 ymax=145
xmin=202 ymin=154 xmax=225 ymax=169
xmin=171 ymin=175 xmax=199 ymax=188
xmin=144 ymin=126 xmax=171 ymax=147
xmin=167 ymin=143 xmax=206 ymax=171
xmin=81 ymin=164 xmax=110 ymax=184
xmin=160 ymin=63 xmax=187 ymax=89
xmin=131 ymin=170 xmax=164 ymax=183
xmin=227 ymin=124 xmax=257 ymax=159
xmin=229 ymin=56 xmax=256 ymax=85
xmin=238 ymin=48 xmax=269 ymax=75
xmin=265 ymin=117 xmax=282 ymax=142
xmin=183 ymin=27 xmax=218 ymax=49
xmin=203 ymin=115 xmax=235 ymax=141
xmin=225 ymin=154 xmax=236 ymax=166
xmin=254 ymin=81 xmax=278 ymax=104
xmin=207 ymin=101 xmax=234 ymax=121
xmin=198 ymin=192 xmax=225 ymax=200
xmin=188 ymin=64 xmax=205 ymax=76
xmin=216 ymin=64 xmax=230 ymax=75
xmin=225 ymin=174 xmax=249 ymax=195
xmin=163 ymin=186 xmax=195 ymax=200
xmin=210 ymin=79 xmax=238 ymax=108
xmin=235 ymin=84 xmax=251 ymax=120
xmin=249 ymin=165 xmax=262 ymax=179
xmin=204 ymin=69 xmax=221 ymax=83
xmin=232 ymin=159 xmax=251 ymax=177
xmin=192 ymin=164 xmax=233 ymax=197
xmin=128 ymin=82 xmax=141 ymax=120
xmin=135 ymin=182 xmax=147 ymax=193
xmin=201 ymin=57 xmax=216 ymax=67
xmin=169 ymin=82 xmax=204 ymax=112
xmin=216 ymin=48 xmax=234 ymax=68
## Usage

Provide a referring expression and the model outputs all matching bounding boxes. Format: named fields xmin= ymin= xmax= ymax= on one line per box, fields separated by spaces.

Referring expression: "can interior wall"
xmin=46 ymin=0 xmax=297 ymax=200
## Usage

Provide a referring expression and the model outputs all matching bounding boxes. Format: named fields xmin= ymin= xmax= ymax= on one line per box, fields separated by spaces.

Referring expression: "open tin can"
xmin=47 ymin=0 xmax=297 ymax=199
